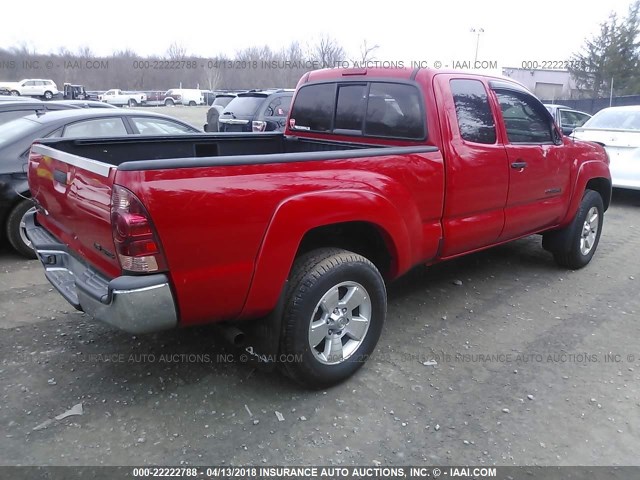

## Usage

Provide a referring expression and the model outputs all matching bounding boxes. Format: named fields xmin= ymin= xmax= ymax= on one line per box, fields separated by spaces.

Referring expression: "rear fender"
xmin=240 ymin=190 xmax=413 ymax=318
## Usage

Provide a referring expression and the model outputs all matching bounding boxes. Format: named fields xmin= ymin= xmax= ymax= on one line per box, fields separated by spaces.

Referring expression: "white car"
xmin=99 ymin=89 xmax=147 ymax=107
xmin=572 ymin=106 xmax=640 ymax=191
xmin=0 ymin=79 xmax=59 ymax=99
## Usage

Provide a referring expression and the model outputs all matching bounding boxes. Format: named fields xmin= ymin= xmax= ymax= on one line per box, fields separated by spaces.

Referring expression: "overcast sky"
xmin=1 ymin=0 xmax=635 ymax=69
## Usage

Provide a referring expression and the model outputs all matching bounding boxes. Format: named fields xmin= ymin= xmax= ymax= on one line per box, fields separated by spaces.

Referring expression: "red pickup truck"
xmin=25 ymin=67 xmax=611 ymax=388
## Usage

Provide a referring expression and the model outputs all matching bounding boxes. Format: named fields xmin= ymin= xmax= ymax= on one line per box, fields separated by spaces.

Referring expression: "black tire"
xmin=6 ymin=200 xmax=37 ymax=259
xmin=44 ymin=91 xmax=53 ymax=100
xmin=10 ymin=90 xmax=19 ymax=96
xmin=280 ymin=248 xmax=387 ymax=389
xmin=548 ymin=189 xmax=604 ymax=269
xmin=165 ymin=99 xmax=174 ymax=106
xmin=188 ymin=101 xmax=196 ymax=107
xmin=128 ymin=99 xmax=138 ymax=107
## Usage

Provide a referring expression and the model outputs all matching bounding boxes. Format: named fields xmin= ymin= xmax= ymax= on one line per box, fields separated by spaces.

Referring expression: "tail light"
xmin=111 ymin=185 xmax=167 ymax=274
xmin=252 ymin=120 xmax=267 ymax=132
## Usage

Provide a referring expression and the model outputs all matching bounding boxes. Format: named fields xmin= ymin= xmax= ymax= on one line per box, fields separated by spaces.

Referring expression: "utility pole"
xmin=609 ymin=77 xmax=614 ymax=107
xmin=470 ymin=27 xmax=485 ymax=62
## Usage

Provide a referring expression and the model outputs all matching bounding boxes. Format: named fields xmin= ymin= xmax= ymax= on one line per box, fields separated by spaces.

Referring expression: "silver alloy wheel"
xmin=580 ymin=206 xmax=599 ymax=256
xmin=19 ymin=206 xmax=37 ymax=251
xmin=308 ymin=281 xmax=372 ymax=365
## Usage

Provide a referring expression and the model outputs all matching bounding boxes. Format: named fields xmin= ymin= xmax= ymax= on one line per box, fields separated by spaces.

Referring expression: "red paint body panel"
xmin=27 ymin=67 xmax=611 ymax=330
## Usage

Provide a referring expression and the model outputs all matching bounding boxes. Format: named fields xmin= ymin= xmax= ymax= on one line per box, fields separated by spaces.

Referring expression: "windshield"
xmin=584 ymin=109 xmax=640 ymax=130
xmin=0 ymin=117 xmax=40 ymax=146
xmin=221 ymin=96 xmax=265 ymax=117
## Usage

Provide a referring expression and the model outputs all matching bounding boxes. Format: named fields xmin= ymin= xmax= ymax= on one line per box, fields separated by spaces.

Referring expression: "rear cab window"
xmin=289 ymin=81 xmax=425 ymax=140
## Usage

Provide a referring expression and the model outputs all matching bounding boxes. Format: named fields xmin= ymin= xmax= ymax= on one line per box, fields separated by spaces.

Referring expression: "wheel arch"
xmin=240 ymin=190 xmax=414 ymax=319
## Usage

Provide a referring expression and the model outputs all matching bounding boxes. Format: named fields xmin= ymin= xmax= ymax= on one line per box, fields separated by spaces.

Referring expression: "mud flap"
xmin=236 ymin=280 xmax=288 ymax=372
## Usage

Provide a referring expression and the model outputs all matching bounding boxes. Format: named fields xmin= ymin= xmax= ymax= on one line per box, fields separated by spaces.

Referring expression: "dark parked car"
xmin=0 ymin=100 xmax=79 ymax=126
xmin=544 ymin=104 xmax=592 ymax=135
xmin=204 ymin=93 xmax=238 ymax=132
xmin=0 ymin=109 xmax=199 ymax=258
xmin=218 ymin=89 xmax=293 ymax=133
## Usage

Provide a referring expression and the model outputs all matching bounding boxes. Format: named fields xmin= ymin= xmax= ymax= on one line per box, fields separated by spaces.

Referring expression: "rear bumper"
xmin=24 ymin=211 xmax=178 ymax=334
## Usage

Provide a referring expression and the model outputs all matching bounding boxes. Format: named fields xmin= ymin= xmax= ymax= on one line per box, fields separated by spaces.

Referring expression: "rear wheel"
xmin=280 ymin=248 xmax=386 ymax=389
xmin=10 ymin=90 xmax=19 ymax=96
xmin=128 ymin=98 xmax=138 ymax=107
xmin=6 ymin=200 xmax=37 ymax=259
xmin=44 ymin=91 xmax=53 ymax=100
xmin=546 ymin=189 xmax=604 ymax=269
xmin=188 ymin=101 xmax=196 ymax=106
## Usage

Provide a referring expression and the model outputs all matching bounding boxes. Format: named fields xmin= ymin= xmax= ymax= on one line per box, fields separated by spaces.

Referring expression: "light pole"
xmin=470 ymin=28 xmax=485 ymax=62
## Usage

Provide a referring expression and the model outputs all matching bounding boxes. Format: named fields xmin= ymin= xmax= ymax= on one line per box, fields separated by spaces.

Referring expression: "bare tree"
xmin=359 ymin=40 xmax=380 ymax=64
xmin=166 ymin=41 xmax=188 ymax=60
xmin=308 ymin=35 xmax=346 ymax=68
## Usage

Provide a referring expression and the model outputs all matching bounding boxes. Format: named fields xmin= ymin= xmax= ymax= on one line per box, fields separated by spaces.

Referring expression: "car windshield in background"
xmin=585 ymin=110 xmax=640 ymax=130
xmin=0 ymin=117 xmax=40 ymax=146
xmin=222 ymin=96 xmax=265 ymax=116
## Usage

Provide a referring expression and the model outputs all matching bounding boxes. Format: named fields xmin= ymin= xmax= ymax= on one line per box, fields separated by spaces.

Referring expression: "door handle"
xmin=511 ymin=161 xmax=527 ymax=169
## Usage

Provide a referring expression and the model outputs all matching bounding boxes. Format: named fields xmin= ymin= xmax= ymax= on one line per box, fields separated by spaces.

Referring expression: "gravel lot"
xmin=1 ymin=127 xmax=639 ymax=467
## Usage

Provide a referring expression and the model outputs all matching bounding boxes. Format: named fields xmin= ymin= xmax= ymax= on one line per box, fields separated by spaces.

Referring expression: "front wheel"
xmin=280 ymin=248 xmax=387 ymax=389
xmin=164 ymin=99 xmax=174 ymax=106
xmin=6 ymin=200 xmax=37 ymax=259
xmin=547 ymin=189 xmax=604 ymax=269
xmin=44 ymin=91 xmax=53 ymax=100
xmin=188 ymin=101 xmax=196 ymax=106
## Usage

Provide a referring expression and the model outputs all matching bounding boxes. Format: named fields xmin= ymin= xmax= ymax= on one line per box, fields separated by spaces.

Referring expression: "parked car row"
xmin=0 ymin=103 xmax=201 ymax=257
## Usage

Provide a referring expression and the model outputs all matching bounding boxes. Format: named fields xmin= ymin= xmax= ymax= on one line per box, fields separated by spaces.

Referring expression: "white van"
xmin=164 ymin=89 xmax=204 ymax=106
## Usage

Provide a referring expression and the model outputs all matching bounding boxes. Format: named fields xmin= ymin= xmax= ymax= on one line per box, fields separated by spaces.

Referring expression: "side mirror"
xmin=562 ymin=126 xmax=574 ymax=136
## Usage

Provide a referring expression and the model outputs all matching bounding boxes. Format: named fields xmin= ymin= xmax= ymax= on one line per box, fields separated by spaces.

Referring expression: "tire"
xmin=280 ymin=248 xmax=387 ymax=389
xmin=44 ymin=91 xmax=53 ymax=100
xmin=165 ymin=99 xmax=174 ymax=106
xmin=548 ymin=189 xmax=604 ymax=269
xmin=6 ymin=200 xmax=37 ymax=259
xmin=128 ymin=99 xmax=138 ymax=107
xmin=10 ymin=90 xmax=19 ymax=96
xmin=188 ymin=101 xmax=196 ymax=107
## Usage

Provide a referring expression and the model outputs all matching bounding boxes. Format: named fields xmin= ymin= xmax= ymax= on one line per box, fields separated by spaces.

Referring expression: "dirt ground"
xmin=1 ymin=126 xmax=639 ymax=467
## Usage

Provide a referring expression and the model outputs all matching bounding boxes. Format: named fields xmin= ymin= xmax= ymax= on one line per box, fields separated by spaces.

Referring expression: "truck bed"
xmin=34 ymin=133 xmax=432 ymax=171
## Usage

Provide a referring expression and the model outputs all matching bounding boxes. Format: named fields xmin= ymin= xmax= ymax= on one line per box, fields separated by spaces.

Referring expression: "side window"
xmin=289 ymin=83 xmax=335 ymax=132
xmin=365 ymin=83 xmax=425 ymax=139
xmin=494 ymin=90 xmax=553 ymax=143
xmin=130 ymin=117 xmax=194 ymax=135
xmin=63 ymin=118 xmax=128 ymax=137
xmin=450 ymin=79 xmax=496 ymax=144
xmin=335 ymin=84 xmax=366 ymax=131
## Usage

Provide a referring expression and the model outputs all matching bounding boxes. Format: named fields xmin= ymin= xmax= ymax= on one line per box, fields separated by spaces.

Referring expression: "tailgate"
xmin=28 ymin=143 xmax=121 ymax=278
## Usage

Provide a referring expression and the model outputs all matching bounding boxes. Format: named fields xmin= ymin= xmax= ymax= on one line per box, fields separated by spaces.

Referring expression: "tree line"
xmin=0 ymin=37 xmax=377 ymax=92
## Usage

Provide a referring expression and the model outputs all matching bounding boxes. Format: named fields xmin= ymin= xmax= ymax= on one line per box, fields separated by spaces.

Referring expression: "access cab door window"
xmin=491 ymin=85 xmax=571 ymax=239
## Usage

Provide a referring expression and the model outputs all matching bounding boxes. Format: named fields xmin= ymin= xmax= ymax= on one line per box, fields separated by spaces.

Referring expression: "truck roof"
xmin=301 ymin=67 xmax=527 ymax=89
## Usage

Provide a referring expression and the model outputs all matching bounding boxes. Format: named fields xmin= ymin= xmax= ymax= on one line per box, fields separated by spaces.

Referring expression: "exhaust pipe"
xmin=212 ymin=323 xmax=246 ymax=347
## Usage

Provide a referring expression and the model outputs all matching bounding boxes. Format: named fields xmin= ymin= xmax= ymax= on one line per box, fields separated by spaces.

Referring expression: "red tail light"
xmin=111 ymin=185 xmax=167 ymax=273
